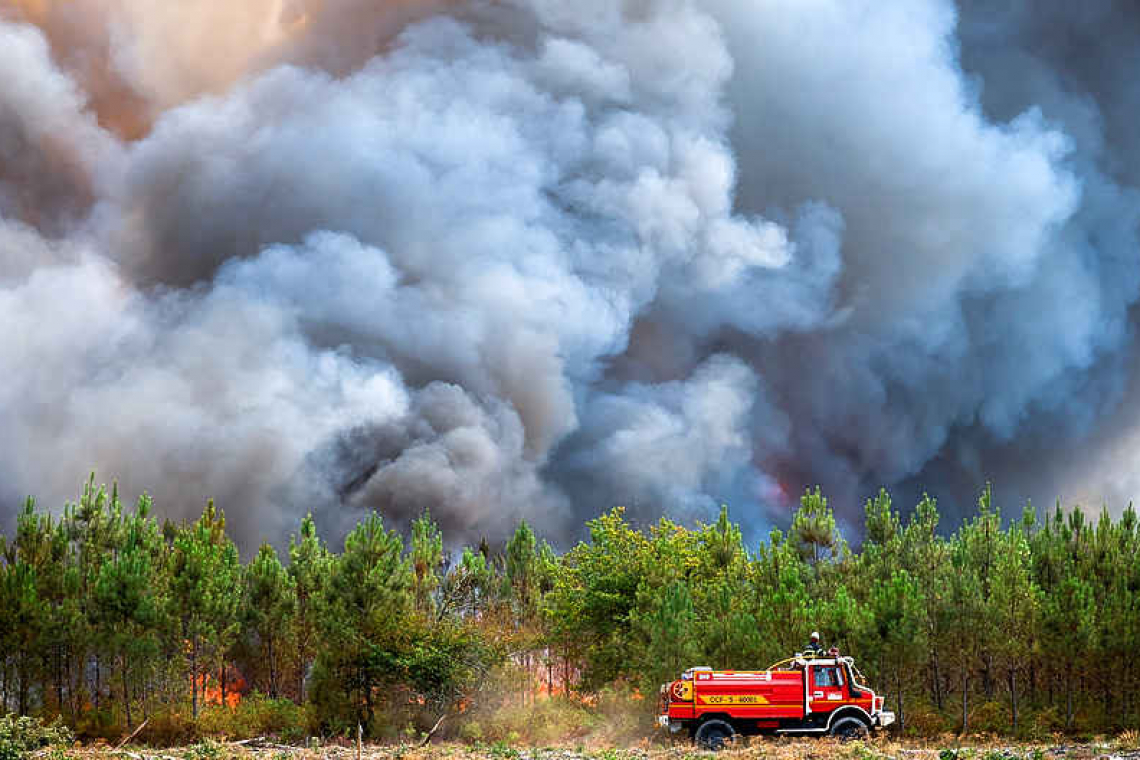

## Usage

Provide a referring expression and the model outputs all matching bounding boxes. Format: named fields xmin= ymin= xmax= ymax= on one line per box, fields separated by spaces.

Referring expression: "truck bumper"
xmin=876 ymin=711 xmax=895 ymax=728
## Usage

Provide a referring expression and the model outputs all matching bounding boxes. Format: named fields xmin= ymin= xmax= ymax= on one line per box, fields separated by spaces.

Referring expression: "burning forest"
xmin=5 ymin=0 xmax=1140 ymax=749
xmin=3 ymin=480 xmax=1140 ymax=743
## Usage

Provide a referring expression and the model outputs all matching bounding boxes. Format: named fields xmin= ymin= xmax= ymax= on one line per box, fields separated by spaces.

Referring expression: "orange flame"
xmin=195 ymin=667 xmax=247 ymax=708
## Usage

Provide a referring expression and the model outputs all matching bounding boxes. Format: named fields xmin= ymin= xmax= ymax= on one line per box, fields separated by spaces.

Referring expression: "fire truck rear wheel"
xmin=829 ymin=716 xmax=869 ymax=741
xmin=694 ymin=719 xmax=735 ymax=751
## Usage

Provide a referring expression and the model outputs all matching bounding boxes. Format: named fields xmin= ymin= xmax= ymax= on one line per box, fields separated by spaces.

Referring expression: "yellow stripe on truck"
xmin=698 ymin=694 xmax=770 ymax=705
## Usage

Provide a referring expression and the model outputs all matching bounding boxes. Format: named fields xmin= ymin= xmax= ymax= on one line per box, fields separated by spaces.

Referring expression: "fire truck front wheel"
xmin=829 ymin=716 xmax=870 ymax=741
xmin=694 ymin=719 xmax=736 ymax=750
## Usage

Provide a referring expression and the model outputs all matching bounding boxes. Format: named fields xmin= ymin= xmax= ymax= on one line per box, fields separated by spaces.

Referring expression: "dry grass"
xmin=35 ymin=735 xmax=1140 ymax=760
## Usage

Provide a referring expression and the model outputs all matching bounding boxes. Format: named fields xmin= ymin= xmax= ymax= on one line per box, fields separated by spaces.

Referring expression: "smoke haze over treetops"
xmin=2 ymin=0 xmax=1139 ymax=549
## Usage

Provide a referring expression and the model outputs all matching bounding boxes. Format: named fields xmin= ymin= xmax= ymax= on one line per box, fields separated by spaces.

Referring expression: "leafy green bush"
xmin=458 ymin=720 xmax=484 ymax=743
xmin=185 ymin=738 xmax=223 ymax=760
xmin=196 ymin=693 xmax=314 ymax=742
xmin=0 ymin=714 xmax=73 ymax=760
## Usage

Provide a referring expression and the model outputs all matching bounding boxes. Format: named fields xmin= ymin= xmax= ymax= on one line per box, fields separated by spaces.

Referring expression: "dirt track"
xmin=41 ymin=738 xmax=1140 ymax=760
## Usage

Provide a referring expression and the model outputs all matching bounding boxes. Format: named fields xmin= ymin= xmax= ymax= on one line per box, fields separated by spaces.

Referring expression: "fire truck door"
xmin=810 ymin=666 xmax=844 ymax=712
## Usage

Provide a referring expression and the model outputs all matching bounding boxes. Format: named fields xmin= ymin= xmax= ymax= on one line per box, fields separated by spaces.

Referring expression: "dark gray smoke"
xmin=1 ymin=0 xmax=1138 ymax=549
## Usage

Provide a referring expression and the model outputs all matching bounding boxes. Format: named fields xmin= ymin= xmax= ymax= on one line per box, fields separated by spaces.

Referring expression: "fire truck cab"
xmin=657 ymin=650 xmax=895 ymax=749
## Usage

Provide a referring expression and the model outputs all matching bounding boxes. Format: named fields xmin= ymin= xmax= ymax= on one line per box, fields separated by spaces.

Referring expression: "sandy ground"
xmin=37 ymin=738 xmax=1140 ymax=760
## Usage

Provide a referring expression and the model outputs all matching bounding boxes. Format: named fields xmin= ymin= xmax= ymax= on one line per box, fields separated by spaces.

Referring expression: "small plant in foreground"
xmin=0 ymin=713 xmax=74 ymax=760
xmin=1116 ymin=730 xmax=1140 ymax=750
xmin=185 ymin=738 xmax=223 ymax=760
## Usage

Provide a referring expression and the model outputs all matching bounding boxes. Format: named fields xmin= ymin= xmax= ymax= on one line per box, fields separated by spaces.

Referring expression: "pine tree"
xmin=243 ymin=543 xmax=294 ymax=699
xmin=867 ymin=570 xmax=924 ymax=731
xmin=317 ymin=511 xmax=413 ymax=729
xmin=791 ymin=487 xmax=841 ymax=567
xmin=632 ymin=581 xmax=700 ymax=693
xmin=989 ymin=516 xmax=1039 ymax=730
xmin=92 ymin=494 xmax=166 ymax=728
xmin=701 ymin=579 xmax=762 ymax=669
xmin=505 ymin=521 xmax=539 ymax=621
xmin=170 ymin=501 xmax=243 ymax=719
xmin=752 ymin=527 xmax=814 ymax=658
xmin=287 ymin=513 xmax=330 ymax=704
xmin=900 ymin=493 xmax=950 ymax=710
xmin=410 ymin=510 xmax=444 ymax=617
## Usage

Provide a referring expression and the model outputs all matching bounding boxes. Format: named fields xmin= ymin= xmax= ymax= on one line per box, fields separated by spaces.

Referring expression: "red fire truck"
xmin=657 ymin=650 xmax=895 ymax=748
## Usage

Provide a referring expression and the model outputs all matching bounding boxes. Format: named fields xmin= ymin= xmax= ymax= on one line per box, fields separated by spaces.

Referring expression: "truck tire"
xmin=694 ymin=719 xmax=735 ymax=750
xmin=829 ymin=716 xmax=869 ymax=741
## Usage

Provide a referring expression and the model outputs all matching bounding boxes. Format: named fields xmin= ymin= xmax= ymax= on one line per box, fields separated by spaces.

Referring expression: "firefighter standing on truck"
xmin=805 ymin=631 xmax=824 ymax=655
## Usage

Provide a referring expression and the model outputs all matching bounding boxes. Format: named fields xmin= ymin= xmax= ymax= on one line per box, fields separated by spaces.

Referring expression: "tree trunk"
xmin=1123 ymin=661 xmax=1131 ymax=726
xmin=55 ymin=645 xmax=64 ymax=712
xmin=362 ymin=663 xmax=374 ymax=730
xmin=69 ymin=649 xmax=80 ymax=716
xmin=1066 ymin=664 xmax=1073 ymax=729
xmin=122 ymin=655 xmax=133 ymax=729
xmin=960 ymin=671 xmax=969 ymax=735
xmin=268 ymin=636 xmax=277 ymax=699
xmin=221 ymin=660 xmax=228 ymax=708
xmin=191 ymin=636 xmax=199 ymax=720
xmin=896 ymin=668 xmax=905 ymax=733
xmin=95 ymin=654 xmax=102 ymax=710
xmin=1008 ymin=668 xmax=1017 ymax=731
xmin=18 ymin=660 xmax=29 ymax=716
xmin=932 ymin=651 xmax=944 ymax=710
xmin=297 ymin=643 xmax=306 ymax=704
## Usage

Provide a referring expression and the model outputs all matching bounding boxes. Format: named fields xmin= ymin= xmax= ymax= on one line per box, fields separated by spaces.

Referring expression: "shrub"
xmin=0 ymin=714 xmax=74 ymax=760
xmin=458 ymin=720 xmax=484 ymax=743
xmin=904 ymin=707 xmax=950 ymax=736
xmin=1116 ymin=729 xmax=1140 ymax=750
xmin=137 ymin=710 xmax=198 ymax=748
xmin=472 ymin=698 xmax=602 ymax=745
xmin=970 ymin=701 xmax=1008 ymax=735
xmin=185 ymin=738 xmax=223 ymax=760
xmin=196 ymin=693 xmax=314 ymax=742
xmin=1030 ymin=706 xmax=1065 ymax=736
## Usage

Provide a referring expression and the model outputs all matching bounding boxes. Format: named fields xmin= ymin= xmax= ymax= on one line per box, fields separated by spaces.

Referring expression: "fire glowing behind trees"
xmin=2 ymin=476 xmax=1140 ymax=739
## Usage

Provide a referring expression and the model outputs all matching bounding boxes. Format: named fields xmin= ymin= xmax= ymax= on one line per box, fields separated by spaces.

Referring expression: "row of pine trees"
xmin=2 ymin=476 xmax=1140 ymax=738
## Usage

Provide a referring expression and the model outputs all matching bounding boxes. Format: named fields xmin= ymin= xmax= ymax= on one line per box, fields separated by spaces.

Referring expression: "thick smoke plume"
xmin=2 ymin=0 xmax=1138 ymax=549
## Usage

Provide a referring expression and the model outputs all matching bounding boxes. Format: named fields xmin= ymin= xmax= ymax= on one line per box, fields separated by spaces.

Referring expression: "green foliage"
xmin=243 ymin=543 xmax=294 ymax=699
xmin=171 ymin=500 xmax=243 ymax=719
xmin=287 ymin=513 xmax=331 ymax=704
xmin=195 ymin=693 xmax=313 ymax=742
xmin=0 ymin=714 xmax=73 ymax=760
xmin=632 ymin=581 xmax=700 ymax=693
xmin=185 ymin=738 xmax=223 ymax=760
xmin=791 ymin=486 xmax=843 ymax=565
xmin=410 ymin=510 xmax=444 ymax=616
xmin=312 ymin=511 xmax=413 ymax=728
xmin=4 ymin=474 xmax=1140 ymax=741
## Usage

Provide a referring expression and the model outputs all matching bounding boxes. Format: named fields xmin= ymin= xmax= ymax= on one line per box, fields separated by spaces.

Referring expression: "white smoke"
xmin=1 ymin=0 xmax=1137 ymax=546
